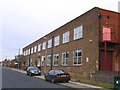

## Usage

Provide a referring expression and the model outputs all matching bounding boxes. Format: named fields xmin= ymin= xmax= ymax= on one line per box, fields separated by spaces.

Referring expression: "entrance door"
xmin=100 ymin=51 xmax=112 ymax=71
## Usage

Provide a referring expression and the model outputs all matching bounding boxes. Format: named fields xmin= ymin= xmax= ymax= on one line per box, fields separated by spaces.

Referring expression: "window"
xmin=74 ymin=25 xmax=83 ymax=40
xmin=38 ymin=44 xmax=41 ymax=51
xmin=63 ymin=31 xmax=69 ymax=43
xmin=41 ymin=56 xmax=45 ymax=66
xmin=25 ymin=50 xmax=27 ymax=55
xmin=73 ymin=49 xmax=82 ymax=65
xmin=47 ymin=55 xmax=51 ymax=66
xmin=27 ymin=50 xmax=29 ymax=55
xmin=42 ymin=42 xmax=46 ymax=50
xmin=54 ymin=36 xmax=60 ymax=46
xmin=53 ymin=54 xmax=59 ymax=66
xmin=23 ymin=51 xmax=25 ymax=56
xmin=34 ymin=46 xmax=37 ymax=52
xmin=31 ymin=47 xmax=33 ymax=54
xmin=48 ymin=39 xmax=52 ymax=48
xmin=62 ymin=52 xmax=69 ymax=66
xmin=28 ymin=49 xmax=30 ymax=54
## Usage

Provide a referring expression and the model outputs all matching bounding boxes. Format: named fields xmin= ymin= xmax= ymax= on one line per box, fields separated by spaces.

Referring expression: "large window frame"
xmin=34 ymin=46 xmax=37 ymax=53
xmin=53 ymin=54 xmax=59 ymax=66
xmin=62 ymin=52 xmax=69 ymax=66
xmin=38 ymin=44 xmax=41 ymax=52
xmin=73 ymin=48 xmax=82 ymax=65
xmin=74 ymin=25 xmax=83 ymax=40
xmin=48 ymin=39 xmax=52 ymax=48
xmin=31 ymin=47 xmax=33 ymax=54
xmin=54 ymin=35 xmax=60 ymax=46
xmin=42 ymin=42 xmax=46 ymax=50
xmin=47 ymin=55 xmax=51 ymax=66
xmin=63 ymin=31 xmax=70 ymax=44
xmin=41 ymin=56 xmax=45 ymax=66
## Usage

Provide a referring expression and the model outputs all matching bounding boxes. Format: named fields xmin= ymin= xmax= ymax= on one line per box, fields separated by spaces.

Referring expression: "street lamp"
xmin=43 ymin=37 xmax=47 ymax=74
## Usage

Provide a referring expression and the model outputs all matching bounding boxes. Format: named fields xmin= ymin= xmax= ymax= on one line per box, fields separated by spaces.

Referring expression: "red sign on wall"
xmin=102 ymin=27 xmax=111 ymax=41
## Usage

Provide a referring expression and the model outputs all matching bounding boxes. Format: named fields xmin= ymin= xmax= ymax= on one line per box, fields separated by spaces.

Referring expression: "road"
xmin=2 ymin=67 xmax=69 ymax=88
xmin=2 ymin=67 xmax=105 ymax=90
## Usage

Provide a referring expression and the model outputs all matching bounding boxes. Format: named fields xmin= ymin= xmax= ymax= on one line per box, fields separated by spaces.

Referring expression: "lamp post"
xmin=43 ymin=37 xmax=47 ymax=74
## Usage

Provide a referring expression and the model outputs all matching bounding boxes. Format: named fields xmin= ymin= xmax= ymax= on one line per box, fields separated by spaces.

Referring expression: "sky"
xmin=0 ymin=0 xmax=119 ymax=61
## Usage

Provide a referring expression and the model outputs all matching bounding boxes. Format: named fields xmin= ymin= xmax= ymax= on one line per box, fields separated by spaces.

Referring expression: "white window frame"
xmin=38 ymin=44 xmax=41 ymax=51
xmin=31 ymin=47 xmax=33 ymax=54
xmin=63 ymin=31 xmax=70 ymax=44
xmin=28 ymin=49 xmax=30 ymax=55
xmin=73 ymin=48 xmax=82 ymax=65
xmin=23 ymin=51 xmax=25 ymax=56
xmin=47 ymin=55 xmax=51 ymax=66
xmin=41 ymin=56 xmax=45 ymax=66
xmin=62 ymin=52 xmax=69 ymax=66
xmin=48 ymin=39 xmax=52 ymax=48
xmin=54 ymin=35 xmax=60 ymax=46
xmin=42 ymin=42 xmax=46 ymax=50
xmin=53 ymin=54 xmax=59 ymax=66
xmin=34 ymin=46 xmax=37 ymax=53
xmin=74 ymin=25 xmax=83 ymax=40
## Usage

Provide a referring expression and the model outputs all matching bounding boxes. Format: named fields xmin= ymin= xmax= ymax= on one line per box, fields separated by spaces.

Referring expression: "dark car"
xmin=26 ymin=66 xmax=41 ymax=76
xmin=44 ymin=69 xmax=70 ymax=83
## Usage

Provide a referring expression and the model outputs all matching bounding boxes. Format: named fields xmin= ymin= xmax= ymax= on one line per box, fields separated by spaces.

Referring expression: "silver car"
xmin=26 ymin=67 xmax=41 ymax=76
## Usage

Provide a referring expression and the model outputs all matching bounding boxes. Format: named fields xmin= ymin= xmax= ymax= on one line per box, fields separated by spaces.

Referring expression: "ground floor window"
xmin=47 ymin=55 xmax=51 ymax=66
xmin=73 ymin=48 xmax=82 ymax=65
xmin=53 ymin=54 xmax=59 ymax=66
xmin=62 ymin=52 xmax=69 ymax=66
xmin=41 ymin=56 xmax=45 ymax=66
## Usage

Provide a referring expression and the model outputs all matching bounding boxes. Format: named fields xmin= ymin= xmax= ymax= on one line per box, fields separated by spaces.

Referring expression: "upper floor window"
xmin=28 ymin=49 xmax=30 ymax=54
xmin=73 ymin=48 xmax=82 ymax=65
xmin=38 ymin=44 xmax=41 ymax=51
xmin=23 ymin=51 xmax=26 ymax=56
xmin=47 ymin=55 xmax=51 ymax=66
xmin=74 ymin=25 xmax=83 ymax=40
xmin=54 ymin=35 xmax=60 ymax=46
xmin=34 ymin=46 xmax=37 ymax=52
xmin=42 ymin=42 xmax=46 ymax=50
xmin=62 ymin=52 xmax=69 ymax=66
xmin=48 ymin=39 xmax=52 ymax=48
xmin=26 ymin=50 xmax=28 ymax=55
xmin=53 ymin=54 xmax=59 ymax=66
xmin=31 ymin=47 xmax=33 ymax=54
xmin=63 ymin=31 xmax=69 ymax=44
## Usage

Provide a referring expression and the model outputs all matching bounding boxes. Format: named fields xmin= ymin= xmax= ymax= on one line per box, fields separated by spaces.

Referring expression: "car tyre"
xmin=29 ymin=73 xmax=32 ymax=76
xmin=51 ymin=78 xmax=56 ymax=83
xmin=66 ymin=80 xmax=69 ymax=83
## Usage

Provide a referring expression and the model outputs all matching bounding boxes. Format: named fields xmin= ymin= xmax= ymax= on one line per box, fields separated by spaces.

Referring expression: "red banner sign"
xmin=102 ymin=27 xmax=111 ymax=41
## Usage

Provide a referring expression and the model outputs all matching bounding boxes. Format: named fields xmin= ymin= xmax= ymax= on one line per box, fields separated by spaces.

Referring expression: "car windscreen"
xmin=54 ymin=70 xmax=65 ymax=74
xmin=30 ymin=67 xmax=39 ymax=70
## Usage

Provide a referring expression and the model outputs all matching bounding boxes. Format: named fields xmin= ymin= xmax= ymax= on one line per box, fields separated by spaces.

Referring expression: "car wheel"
xmin=66 ymin=80 xmax=69 ymax=83
xmin=51 ymin=78 xmax=55 ymax=83
xmin=29 ymin=73 xmax=32 ymax=76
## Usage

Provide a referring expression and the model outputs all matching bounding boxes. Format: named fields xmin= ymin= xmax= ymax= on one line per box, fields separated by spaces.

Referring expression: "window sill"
xmin=73 ymin=64 xmax=82 ymax=66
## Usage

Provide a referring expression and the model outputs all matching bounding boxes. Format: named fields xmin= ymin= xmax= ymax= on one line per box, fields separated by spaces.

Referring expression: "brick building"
xmin=23 ymin=7 xmax=120 ymax=81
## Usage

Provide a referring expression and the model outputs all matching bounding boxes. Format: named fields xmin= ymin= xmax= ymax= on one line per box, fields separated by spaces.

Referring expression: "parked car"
xmin=44 ymin=69 xmax=70 ymax=83
xmin=26 ymin=66 xmax=41 ymax=76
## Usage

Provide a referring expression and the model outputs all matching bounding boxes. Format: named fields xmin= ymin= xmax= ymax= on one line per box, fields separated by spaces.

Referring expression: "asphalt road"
xmin=2 ymin=67 xmax=69 ymax=88
xmin=2 ymin=67 xmax=106 ymax=90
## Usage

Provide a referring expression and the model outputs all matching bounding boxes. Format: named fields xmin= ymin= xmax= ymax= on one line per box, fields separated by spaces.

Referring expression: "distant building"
xmin=22 ymin=7 xmax=120 ymax=83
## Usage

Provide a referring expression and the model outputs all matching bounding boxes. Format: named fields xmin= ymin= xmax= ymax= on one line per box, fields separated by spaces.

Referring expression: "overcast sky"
xmin=0 ymin=0 xmax=119 ymax=61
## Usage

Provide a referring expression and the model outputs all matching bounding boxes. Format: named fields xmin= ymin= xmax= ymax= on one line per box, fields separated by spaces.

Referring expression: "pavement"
xmin=9 ymin=68 xmax=110 ymax=89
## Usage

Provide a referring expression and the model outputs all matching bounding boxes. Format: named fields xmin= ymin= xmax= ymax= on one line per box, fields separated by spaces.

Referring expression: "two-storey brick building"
xmin=23 ymin=7 xmax=120 ymax=81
